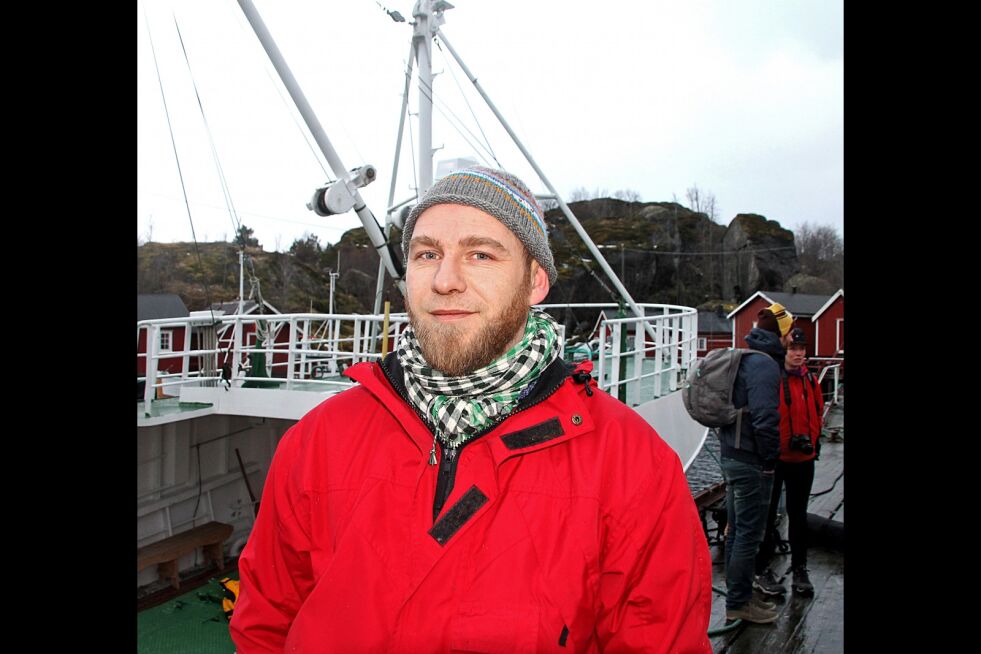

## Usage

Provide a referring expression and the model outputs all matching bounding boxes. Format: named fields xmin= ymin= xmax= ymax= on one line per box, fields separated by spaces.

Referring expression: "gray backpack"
xmin=682 ymin=349 xmax=771 ymax=440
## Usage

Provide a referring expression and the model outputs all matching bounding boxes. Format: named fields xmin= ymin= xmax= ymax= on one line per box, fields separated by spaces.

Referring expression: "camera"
xmin=790 ymin=434 xmax=813 ymax=454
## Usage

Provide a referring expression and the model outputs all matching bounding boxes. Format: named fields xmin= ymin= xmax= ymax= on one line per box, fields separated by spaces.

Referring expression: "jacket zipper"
xmin=381 ymin=359 xmax=586 ymax=521
xmin=431 ymin=373 xmax=572 ymax=520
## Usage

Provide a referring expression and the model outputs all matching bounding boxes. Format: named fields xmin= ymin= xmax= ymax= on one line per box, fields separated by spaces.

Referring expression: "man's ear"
xmin=527 ymin=262 xmax=550 ymax=305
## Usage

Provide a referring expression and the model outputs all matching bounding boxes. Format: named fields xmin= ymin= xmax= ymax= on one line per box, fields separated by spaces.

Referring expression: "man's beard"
xmin=407 ymin=281 xmax=532 ymax=377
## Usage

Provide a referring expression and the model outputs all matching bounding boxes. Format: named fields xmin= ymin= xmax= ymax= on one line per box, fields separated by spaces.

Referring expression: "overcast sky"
xmin=137 ymin=0 xmax=843 ymax=252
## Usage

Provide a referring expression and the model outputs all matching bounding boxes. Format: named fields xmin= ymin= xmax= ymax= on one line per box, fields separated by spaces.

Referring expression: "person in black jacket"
xmin=718 ymin=302 xmax=793 ymax=624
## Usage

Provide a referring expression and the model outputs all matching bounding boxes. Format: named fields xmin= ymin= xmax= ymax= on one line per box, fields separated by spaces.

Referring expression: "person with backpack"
xmin=717 ymin=302 xmax=793 ymax=624
xmin=753 ymin=327 xmax=824 ymax=598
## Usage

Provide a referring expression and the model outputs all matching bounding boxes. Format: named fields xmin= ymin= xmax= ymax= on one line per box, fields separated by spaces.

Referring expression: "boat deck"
xmin=138 ymin=397 xmax=214 ymax=421
xmin=708 ymin=542 xmax=844 ymax=652
xmin=138 ymin=570 xmax=239 ymax=654
xmin=705 ymin=403 xmax=845 ymax=652
xmin=137 ymin=402 xmax=844 ymax=653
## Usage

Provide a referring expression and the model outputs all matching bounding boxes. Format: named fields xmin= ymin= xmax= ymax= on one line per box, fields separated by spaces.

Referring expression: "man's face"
xmin=786 ymin=344 xmax=807 ymax=369
xmin=405 ymin=203 xmax=550 ymax=376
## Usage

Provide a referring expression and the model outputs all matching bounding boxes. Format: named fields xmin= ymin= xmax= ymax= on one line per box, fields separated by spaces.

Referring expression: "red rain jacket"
xmin=230 ymin=360 xmax=712 ymax=653
xmin=778 ymin=366 xmax=825 ymax=463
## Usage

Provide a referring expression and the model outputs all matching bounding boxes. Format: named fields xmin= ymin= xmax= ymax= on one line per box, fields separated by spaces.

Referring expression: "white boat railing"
xmin=138 ymin=312 xmax=411 ymax=412
xmin=812 ymin=357 xmax=845 ymax=408
xmin=571 ymin=304 xmax=698 ymax=407
xmin=138 ymin=304 xmax=698 ymax=415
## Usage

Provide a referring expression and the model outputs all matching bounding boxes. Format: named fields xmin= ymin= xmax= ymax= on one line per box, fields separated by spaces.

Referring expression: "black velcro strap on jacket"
xmin=429 ymin=486 xmax=488 ymax=545
xmin=500 ymin=418 xmax=565 ymax=450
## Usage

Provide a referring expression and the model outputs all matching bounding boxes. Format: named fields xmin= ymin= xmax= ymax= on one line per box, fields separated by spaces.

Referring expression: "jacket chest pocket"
xmin=448 ymin=605 xmax=540 ymax=653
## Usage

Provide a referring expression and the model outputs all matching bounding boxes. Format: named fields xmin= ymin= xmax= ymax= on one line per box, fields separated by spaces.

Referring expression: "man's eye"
xmin=473 ymin=252 xmax=490 ymax=260
xmin=416 ymin=251 xmax=438 ymax=260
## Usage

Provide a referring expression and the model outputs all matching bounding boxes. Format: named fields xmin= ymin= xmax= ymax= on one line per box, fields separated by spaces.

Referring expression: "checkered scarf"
xmin=397 ymin=308 xmax=560 ymax=449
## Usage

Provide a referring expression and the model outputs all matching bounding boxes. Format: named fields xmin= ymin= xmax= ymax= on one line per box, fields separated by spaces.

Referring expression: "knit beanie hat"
xmin=788 ymin=327 xmax=807 ymax=346
xmin=757 ymin=302 xmax=794 ymax=337
xmin=756 ymin=309 xmax=780 ymax=336
xmin=401 ymin=166 xmax=557 ymax=285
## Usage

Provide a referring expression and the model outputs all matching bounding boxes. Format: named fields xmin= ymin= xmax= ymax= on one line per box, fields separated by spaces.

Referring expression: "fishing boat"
xmin=137 ymin=2 xmax=843 ymax=651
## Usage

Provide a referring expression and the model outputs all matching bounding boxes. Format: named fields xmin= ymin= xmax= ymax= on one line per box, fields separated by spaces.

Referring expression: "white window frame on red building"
xmin=159 ymin=329 xmax=174 ymax=353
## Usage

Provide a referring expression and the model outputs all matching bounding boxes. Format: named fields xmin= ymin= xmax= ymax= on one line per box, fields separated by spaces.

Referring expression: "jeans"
xmin=721 ymin=457 xmax=774 ymax=609
xmin=757 ymin=459 xmax=816 ymax=571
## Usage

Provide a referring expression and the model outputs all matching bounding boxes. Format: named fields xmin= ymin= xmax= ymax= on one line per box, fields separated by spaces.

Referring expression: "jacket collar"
xmin=344 ymin=358 xmax=598 ymax=466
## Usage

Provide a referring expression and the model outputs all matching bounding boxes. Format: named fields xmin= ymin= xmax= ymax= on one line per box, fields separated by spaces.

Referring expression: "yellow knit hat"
xmin=767 ymin=302 xmax=794 ymax=336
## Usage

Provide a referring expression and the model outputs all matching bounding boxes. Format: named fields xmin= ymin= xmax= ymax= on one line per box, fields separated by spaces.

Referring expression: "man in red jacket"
xmin=753 ymin=327 xmax=824 ymax=597
xmin=230 ymin=166 xmax=712 ymax=653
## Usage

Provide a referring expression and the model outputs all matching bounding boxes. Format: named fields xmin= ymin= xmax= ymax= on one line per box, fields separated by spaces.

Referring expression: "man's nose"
xmin=432 ymin=256 xmax=467 ymax=294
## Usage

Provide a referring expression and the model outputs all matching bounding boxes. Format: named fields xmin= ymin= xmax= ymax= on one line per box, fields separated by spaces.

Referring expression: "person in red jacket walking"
xmin=753 ymin=327 xmax=824 ymax=597
xmin=229 ymin=166 xmax=713 ymax=653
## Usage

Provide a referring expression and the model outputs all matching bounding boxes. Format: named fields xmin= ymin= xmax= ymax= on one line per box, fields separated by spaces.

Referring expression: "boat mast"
xmin=431 ymin=15 xmax=659 ymax=340
xmin=413 ymin=0 xmax=438 ymax=194
xmin=371 ymin=1 xmax=442 ymax=323
xmin=235 ymin=0 xmax=405 ymax=293
xmin=384 ymin=1 xmax=657 ymax=340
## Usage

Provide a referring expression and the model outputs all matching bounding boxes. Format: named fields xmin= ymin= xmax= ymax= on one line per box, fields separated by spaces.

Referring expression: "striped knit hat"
xmin=401 ymin=166 xmax=557 ymax=285
xmin=758 ymin=302 xmax=795 ymax=337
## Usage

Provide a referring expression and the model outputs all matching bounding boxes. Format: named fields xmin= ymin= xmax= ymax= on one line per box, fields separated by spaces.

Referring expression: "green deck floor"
xmin=137 ymin=574 xmax=238 ymax=654
xmin=138 ymin=397 xmax=214 ymax=421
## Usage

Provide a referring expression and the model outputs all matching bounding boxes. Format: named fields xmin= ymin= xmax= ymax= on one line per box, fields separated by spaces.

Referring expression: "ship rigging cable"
xmin=174 ymin=15 xmax=243 ymax=241
xmin=435 ymin=37 xmax=501 ymax=167
xmin=222 ymin=0 xmax=333 ymax=180
xmin=411 ymin=57 xmax=499 ymax=168
xmin=230 ymin=1 xmax=333 ymax=181
xmin=142 ymin=2 xmax=215 ymax=323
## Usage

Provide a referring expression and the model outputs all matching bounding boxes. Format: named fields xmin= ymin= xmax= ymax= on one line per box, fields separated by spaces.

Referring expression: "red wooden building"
xmin=727 ymin=289 xmax=844 ymax=375
xmin=696 ymin=310 xmax=733 ymax=357
xmin=729 ymin=289 xmax=845 ymax=390
xmin=812 ymin=289 xmax=844 ymax=358
xmin=137 ymin=294 xmax=190 ymax=377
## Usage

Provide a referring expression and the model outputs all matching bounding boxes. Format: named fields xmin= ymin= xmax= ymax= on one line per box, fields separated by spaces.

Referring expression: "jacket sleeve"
xmin=747 ymin=356 xmax=781 ymax=465
xmin=595 ymin=438 xmax=713 ymax=653
xmin=229 ymin=427 xmax=316 ymax=654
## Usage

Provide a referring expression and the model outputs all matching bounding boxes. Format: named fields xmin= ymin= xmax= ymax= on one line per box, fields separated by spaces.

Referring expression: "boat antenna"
xmin=374 ymin=1 xmax=406 ymax=23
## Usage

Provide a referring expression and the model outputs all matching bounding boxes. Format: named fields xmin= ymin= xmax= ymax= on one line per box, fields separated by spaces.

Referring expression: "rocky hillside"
xmin=139 ymin=198 xmax=829 ymax=338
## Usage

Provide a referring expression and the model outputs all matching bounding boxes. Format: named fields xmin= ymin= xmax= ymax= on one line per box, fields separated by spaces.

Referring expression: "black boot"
xmin=792 ymin=565 xmax=814 ymax=595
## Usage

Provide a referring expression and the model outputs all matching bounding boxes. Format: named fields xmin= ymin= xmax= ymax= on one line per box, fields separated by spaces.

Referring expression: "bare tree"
xmin=568 ymin=186 xmax=611 ymax=202
xmin=538 ymin=197 xmax=559 ymax=211
xmin=795 ymin=222 xmax=844 ymax=288
xmin=685 ymin=183 xmax=718 ymax=222
xmin=613 ymin=189 xmax=642 ymax=202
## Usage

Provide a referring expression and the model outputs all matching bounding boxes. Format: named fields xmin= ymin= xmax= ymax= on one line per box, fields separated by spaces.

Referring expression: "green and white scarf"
xmin=397 ymin=308 xmax=560 ymax=450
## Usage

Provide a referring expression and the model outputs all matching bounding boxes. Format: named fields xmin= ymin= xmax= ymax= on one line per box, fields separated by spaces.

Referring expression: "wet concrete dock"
xmin=686 ymin=403 xmax=845 ymax=653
